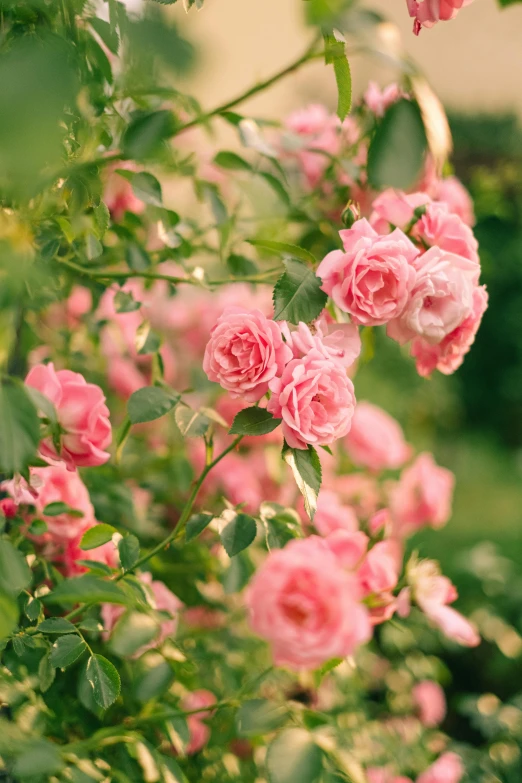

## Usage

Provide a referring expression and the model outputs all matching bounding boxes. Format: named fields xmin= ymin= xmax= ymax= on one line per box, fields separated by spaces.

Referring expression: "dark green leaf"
xmin=24 ymin=595 xmax=42 ymax=622
xmin=367 ymin=99 xmax=427 ymax=190
xmin=324 ymin=33 xmax=352 ymax=121
xmin=214 ymin=151 xmax=252 ymax=171
xmin=94 ymin=201 xmax=111 ymax=238
xmin=0 ymin=380 xmax=40 ymax=474
xmin=126 ymin=242 xmax=151 ymax=271
xmin=259 ymin=172 xmax=291 ymax=206
xmin=38 ymin=651 xmax=56 ymax=692
xmin=109 ymin=611 xmax=159 ymax=656
xmin=229 ymin=407 xmax=282 ymax=436
xmin=135 ymin=660 xmax=175 ymax=703
xmin=0 ymin=539 xmax=31 ymax=595
xmin=237 ymin=699 xmax=288 ymax=736
xmin=89 ymin=16 xmax=119 ymax=54
xmin=0 ymin=590 xmax=18 ymax=641
xmin=75 ymin=559 xmax=114 ymax=576
xmin=43 ymin=501 xmax=84 ymax=517
xmin=114 ymin=289 xmax=141 ymax=313
xmin=50 ymin=634 xmax=87 ymax=668
xmin=248 ymin=239 xmax=316 ymax=265
xmin=266 ymin=729 xmax=323 ymax=783
xmin=220 ymin=513 xmax=257 ymax=557
xmin=13 ymin=740 xmax=63 ymax=779
xmin=80 ymin=523 xmax=117 ymax=551
xmin=283 ymin=445 xmax=322 ymax=521
xmin=128 ymin=386 xmax=180 ymax=424
xmin=122 ymin=110 xmax=176 ymax=160
xmin=38 ymin=617 xmax=77 ymax=634
xmin=86 ymin=654 xmax=121 ymax=709
xmin=175 ymin=405 xmax=210 ymax=437
xmin=28 ymin=519 xmax=47 ymax=536
xmin=227 ymin=254 xmax=258 ymax=277
xmin=45 ymin=575 xmax=130 ymax=606
xmin=260 ymin=502 xmax=303 ymax=550
xmin=118 ymin=535 xmax=140 ymax=571
xmin=185 ymin=512 xmax=213 ymax=542
xmin=130 ymin=171 xmax=163 ymax=207
xmin=272 ymin=259 xmax=327 ymax=324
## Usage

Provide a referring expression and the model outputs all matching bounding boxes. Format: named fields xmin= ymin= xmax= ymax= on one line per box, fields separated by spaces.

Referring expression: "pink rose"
xmin=416 ymin=753 xmax=464 ymax=783
xmin=358 ymin=539 xmax=402 ymax=595
xmin=281 ymin=318 xmax=361 ymax=369
xmin=182 ymin=690 xmax=217 ymax=755
xmin=25 ymin=363 xmax=112 ymax=469
xmin=62 ymin=525 xmax=119 ymax=577
xmin=283 ymin=104 xmax=340 ymax=188
xmin=407 ymin=0 xmax=474 ymax=35
xmin=367 ymin=769 xmax=413 ymax=783
xmin=29 ymin=463 xmax=95 ymax=541
xmin=391 ymin=453 xmax=454 ymax=535
xmin=364 ymin=82 xmax=404 ymax=117
xmin=414 ymin=203 xmax=479 ymax=263
xmin=103 ymin=162 xmax=145 ymax=222
xmin=433 ymin=176 xmax=475 ymax=226
xmin=345 ymin=402 xmax=411 ymax=472
xmin=203 ymin=307 xmax=292 ymax=403
xmin=388 ymin=247 xmax=480 ymax=346
xmin=413 ymin=681 xmax=446 ymax=727
xmin=411 ymin=285 xmax=488 ymax=377
xmin=0 ymin=498 xmax=17 ymax=518
xmin=317 ymin=220 xmax=418 ymax=326
xmin=313 ymin=489 xmax=359 ymax=536
xmin=326 ymin=530 xmax=369 ymax=570
xmin=267 ymin=350 xmax=356 ymax=450
xmin=246 ymin=536 xmax=371 ymax=670
xmin=369 ymin=189 xmax=431 ymax=235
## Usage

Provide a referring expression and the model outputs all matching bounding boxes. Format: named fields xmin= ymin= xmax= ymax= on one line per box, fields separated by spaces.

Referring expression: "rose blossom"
xmin=28 ymin=463 xmax=95 ymax=541
xmin=407 ymin=0 xmax=474 ymax=35
xmin=62 ymin=526 xmax=119 ymax=577
xmin=358 ymin=540 xmax=402 ymax=596
xmin=416 ymin=752 xmax=464 ymax=783
xmin=387 ymin=247 xmax=479 ymax=346
xmin=345 ymin=402 xmax=411 ymax=472
xmin=414 ymin=202 xmax=479 ymax=263
xmin=317 ymin=219 xmax=418 ymax=326
xmin=326 ymin=530 xmax=369 ymax=570
xmin=181 ymin=690 xmax=217 ymax=755
xmin=369 ymin=189 xmax=431 ymax=235
xmin=364 ymin=82 xmax=403 ymax=117
xmin=367 ymin=769 xmax=413 ymax=783
xmin=203 ymin=307 xmax=292 ymax=402
xmin=433 ymin=176 xmax=475 ymax=226
xmin=267 ymin=350 xmax=356 ymax=450
xmin=281 ymin=317 xmax=361 ymax=369
xmin=282 ymin=104 xmax=340 ymax=188
xmin=25 ymin=363 xmax=112 ymax=469
xmin=313 ymin=489 xmax=359 ymax=536
xmin=246 ymin=536 xmax=371 ymax=670
xmin=391 ymin=453 xmax=454 ymax=535
xmin=412 ymin=680 xmax=446 ymax=727
xmin=411 ymin=285 xmax=488 ymax=377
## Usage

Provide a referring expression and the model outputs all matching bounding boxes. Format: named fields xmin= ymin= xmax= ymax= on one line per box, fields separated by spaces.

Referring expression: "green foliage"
xmin=45 ymin=575 xmax=131 ymax=606
xmin=128 ymin=386 xmax=180 ymax=424
xmin=220 ymin=513 xmax=257 ymax=556
xmin=49 ymin=634 xmax=87 ymax=668
xmin=229 ymin=407 xmax=282 ymax=436
xmin=367 ymin=99 xmax=427 ymax=190
xmin=0 ymin=380 xmax=40 ymax=474
xmin=283 ymin=445 xmax=322 ymax=521
xmin=80 ymin=523 xmax=118 ymax=550
xmin=272 ymin=259 xmax=327 ymax=324
xmin=266 ymin=729 xmax=323 ymax=783
xmin=185 ymin=512 xmax=214 ymax=542
xmin=323 ymin=33 xmax=352 ymax=121
xmin=85 ymin=654 xmax=121 ymax=709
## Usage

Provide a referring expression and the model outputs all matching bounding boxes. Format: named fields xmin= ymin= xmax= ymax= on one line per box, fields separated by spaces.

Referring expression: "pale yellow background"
xmin=176 ymin=0 xmax=522 ymax=121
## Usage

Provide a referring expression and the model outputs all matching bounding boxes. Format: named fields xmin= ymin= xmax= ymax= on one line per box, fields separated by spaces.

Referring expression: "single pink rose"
xmin=369 ymin=189 xmax=431 ymax=236
xmin=407 ymin=0 xmax=474 ymax=35
xmin=414 ymin=203 xmax=479 ymax=263
xmin=66 ymin=286 xmax=92 ymax=327
xmin=267 ymin=350 xmax=356 ymax=450
xmin=281 ymin=318 xmax=361 ymax=369
xmin=25 ymin=363 xmax=112 ymax=469
xmin=433 ymin=176 xmax=475 ymax=226
xmin=416 ymin=752 xmax=464 ymax=783
xmin=317 ymin=220 xmax=418 ymax=326
xmin=413 ymin=681 xmax=446 ymax=727
xmin=358 ymin=539 xmax=403 ymax=595
xmin=325 ymin=530 xmax=369 ymax=570
xmin=203 ymin=307 xmax=292 ymax=403
xmin=332 ymin=473 xmax=380 ymax=519
xmin=29 ymin=463 xmax=95 ymax=541
xmin=369 ymin=508 xmax=392 ymax=536
xmin=107 ymin=355 xmax=148 ymax=399
xmin=364 ymin=82 xmax=404 ymax=117
xmin=387 ymin=247 xmax=479 ymax=346
xmin=0 ymin=498 xmax=17 ymax=518
xmin=246 ymin=536 xmax=371 ymax=670
xmin=313 ymin=489 xmax=359 ymax=536
xmin=391 ymin=453 xmax=454 ymax=535
xmin=345 ymin=402 xmax=411 ymax=472
xmin=283 ymin=104 xmax=340 ymax=188
xmin=411 ymin=284 xmax=488 ymax=377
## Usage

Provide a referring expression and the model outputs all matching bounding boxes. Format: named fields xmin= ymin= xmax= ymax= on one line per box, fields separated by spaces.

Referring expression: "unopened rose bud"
xmin=0 ymin=498 xmax=18 ymax=518
xmin=341 ymin=202 xmax=360 ymax=228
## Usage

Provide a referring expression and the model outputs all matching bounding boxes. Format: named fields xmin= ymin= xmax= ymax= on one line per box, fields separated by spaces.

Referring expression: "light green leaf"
xmin=93 ymin=200 xmax=111 ymax=237
xmin=324 ymin=33 xmax=352 ymax=121
xmin=38 ymin=651 xmax=56 ymax=692
xmin=0 ymin=539 xmax=31 ymax=595
xmin=185 ymin=512 xmax=213 ymax=542
xmin=86 ymin=654 xmax=121 ymax=709
xmin=214 ymin=150 xmax=252 ymax=171
xmin=128 ymin=386 xmax=180 ymax=424
xmin=283 ymin=445 xmax=322 ymax=521
xmin=248 ymin=239 xmax=316 ymax=266
xmin=43 ymin=501 xmax=84 ymax=517
xmin=229 ymin=407 xmax=282 ymax=436
xmin=236 ymin=699 xmax=288 ymax=737
xmin=45 ymin=575 xmax=131 ymax=606
xmin=175 ymin=405 xmax=210 ymax=438
xmin=0 ymin=379 xmax=40 ymax=474
xmin=80 ymin=523 xmax=117 ymax=551
xmin=114 ymin=289 xmax=141 ymax=313
xmin=0 ymin=590 xmax=18 ymax=641
xmin=220 ymin=513 xmax=257 ymax=557
xmin=38 ymin=617 xmax=77 ymax=634
xmin=13 ymin=740 xmax=63 ymax=779
xmin=118 ymin=535 xmax=140 ymax=571
xmin=259 ymin=172 xmax=291 ymax=206
xmin=130 ymin=171 xmax=163 ymax=207
xmin=50 ymin=634 xmax=87 ymax=668
xmin=272 ymin=258 xmax=327 ymax=324
xmin=266 ymin=728 xmax=323 ymax=783
xmin=367 ymin=99 xmax=427 ymax=190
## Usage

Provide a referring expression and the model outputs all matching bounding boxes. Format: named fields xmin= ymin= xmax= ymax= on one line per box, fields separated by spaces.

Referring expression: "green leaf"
xmin=135 ymin=660 xmax=175 ymax=703
xmin=248 ymin=239 xmax=316 ymax=265
xmin=185 ymin=512 xmax=213 ymax=542
xmin=222 ymin=550 xmax=254 ymax=594
xmin=259 ymin=172 xmax=291 ymax=206
xmin=220 ymin=513 xmax=257 ymax=557
xmin=94 ymin=200 xmax=111 ymax=238
xmin=118 ymin=535 xmax=140 ymax=571
xmin=227 ymin=254 xmax=258 ymax=277
xmin=0 ymin=539 xmax=31 ymax=595
xmin=324 ymin=33 xmax=352 ymax=121
xmin=80 ymin=523 xmax=117 ymax=551
xmin=283 ymin=445 xmax=322 ymax=521
xmin=122 ymin=110 xmax=176 ymax=160
xmin=13 ymin=740 xmax=63 ymax=779
xmin=109 ymin=611 xmax=159 ymax=656
xmin=86 ymin=233 xmax=103 ymax=260
xmin=367 ymin=99 xmax=427 ymax=190
xmin=128 ymin=386 xmax=180 ymax=424
xmin=24 ymin=595 xmax=42 ymax=622
xmin=45 ymin=575 xmax=131 ymax=606
xmin=76 ymin=560 xmax=114 ymax=576
xmin=126 ymin=242 xmax=151 ymax=271
xmin=229 ymin=407 xmax=282 ymax=436
xmin=272 ymin=259 xmax=327 ymax=324
xmin=0 ymin=590 xmax=18 ymax=641
xmin=50 ymin=634 xmax=87 ymax=668
xmin=237 ymin=699 xmax=288 ymax=736
xmin=0 ymin=379 xmax=40 ymax=474
xmin=86 ymin=654 xmax=121 ymax=709
xmin=214 ymin=150 xmax=252 ymax=171
xmin=43 ymin=501 xmax=84 ymax=517
xmin=114 ymin=289 xmax=141 ymax=313
xmin=130 ymin=171 xmax=163 ymax=207
xmin=38 ymin=651 xmax=56 ymax=692
xmin=28 ymin=519 xmax=47 ymax=536
xmin=89 ymin=17 xmax=119 ymax=54
xmin=266 ymin=729 xmax=323 ymax=783
xmin=260 ymin=502 xmax=303 ymax=550
xmin=38 ymin=617 xmax=77 ymax=634
xmin=175 ymin=405 xmax=210 ymax=438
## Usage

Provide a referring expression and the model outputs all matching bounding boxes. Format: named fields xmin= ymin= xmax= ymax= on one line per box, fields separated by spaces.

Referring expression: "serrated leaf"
xmin=130 ymin=171 xmax=163 ymax=207
xmin=38 ymin=617 xmax=76 ymax=634
xmin=128 ymin=386 xmax=180 ymax=424
xmin=248 ymin=239 xmax=316 ymax=265
xmin=220 ymin=513 xmax=257 ymax=557
xmin=118 ymin=534 xmax=140 ymax=571
xmin=214 ymin=150 xmax=252 ymax=171
xmin=24 ymin=595 xmax=42 ymax=622
xmin=266 ymin=728 xmax=323 ymax=783
xmin=86 ymin=654 xmax=121 ymax=709
xmin=283 ymin=445 xmax=322 ymax=521
xmin=0 ymin=379 xmax=40 ymax=474
xmin=38 ymin=651 xmax=56 ymax=692
xmin=45 ymin=575 xmax=130 ymax=606
xmin=93 ymin=200 xmax=111 ymax=238
xmin=185 ymin=512 xmax=213 ymax=542
xmin=175 ymin=405 xmax=210 ymax=437
xmin=272 ymin=258 xmax=327 ymax=324
xmin=237 ymin=699 xmax=288 ymax=737
xmin=367 ymin=98 xmax=427 ymax=190
xmin=50 ymin=634 xmax=87 ymax=668
xmin=324 ymin=33 xmax=352 ymax=121
xmin=229 ymin=407 xmax=281 ymax=436
xmin=0 ymin=539 xmax=31 ymax=595
xmin=80 ymin=523 xmax=117 ymax=551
